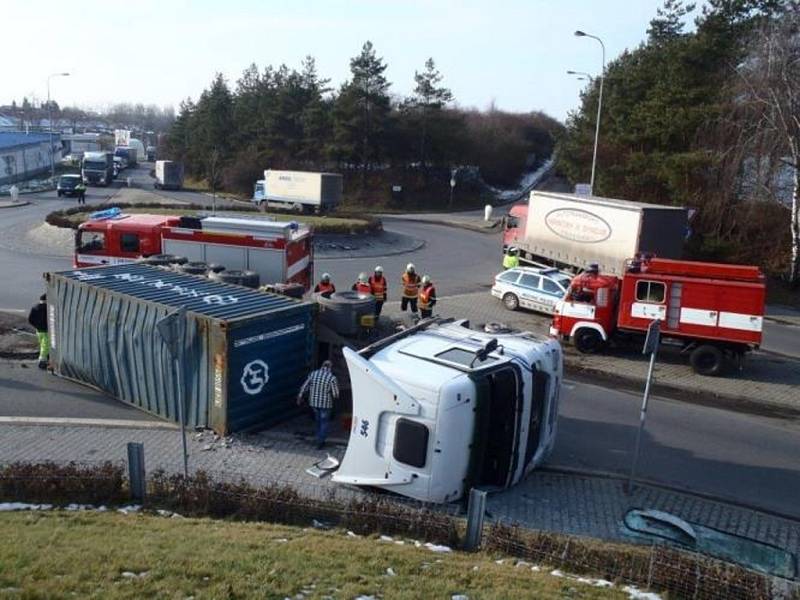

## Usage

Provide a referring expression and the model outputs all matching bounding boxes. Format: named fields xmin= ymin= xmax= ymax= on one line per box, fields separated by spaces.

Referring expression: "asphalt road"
xmin=2 ymin=359 xmax=797 ymax=517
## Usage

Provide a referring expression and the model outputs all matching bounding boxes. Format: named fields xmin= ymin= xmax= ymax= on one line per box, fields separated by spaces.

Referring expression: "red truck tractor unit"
xmin=550 ymin=256 xmax=766 ymax=376
xmin=74 ymin=212 xmax=313 ymax=290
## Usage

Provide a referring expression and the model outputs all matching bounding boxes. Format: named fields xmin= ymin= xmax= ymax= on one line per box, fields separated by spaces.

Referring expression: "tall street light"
xmin=47 ymin=72 xmax=70 ymax=180
xmin=574 ymin=30 xmax=605 ymax=194
xmin=567 ymin=70 xmax=593 ymax=81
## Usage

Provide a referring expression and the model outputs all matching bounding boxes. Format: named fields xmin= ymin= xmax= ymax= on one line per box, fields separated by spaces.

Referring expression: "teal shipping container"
xmin=46 ymin=263 xmax=315 ymax=433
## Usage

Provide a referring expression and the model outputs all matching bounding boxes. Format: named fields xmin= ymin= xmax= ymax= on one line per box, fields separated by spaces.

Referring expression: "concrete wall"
xmin=0 ymin=140 xmax=61 ymax=185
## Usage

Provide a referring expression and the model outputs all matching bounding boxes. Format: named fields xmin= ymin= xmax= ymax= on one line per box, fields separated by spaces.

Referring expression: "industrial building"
xmin=0 ymin=131 xmax=61 ymax=185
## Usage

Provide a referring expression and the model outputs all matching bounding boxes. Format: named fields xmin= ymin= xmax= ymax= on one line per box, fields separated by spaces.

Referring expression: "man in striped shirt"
xmin=297 ymin=360 xmax=340 ymax=449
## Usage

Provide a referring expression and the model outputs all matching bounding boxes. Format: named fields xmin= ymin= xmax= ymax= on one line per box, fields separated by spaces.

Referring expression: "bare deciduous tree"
xmin=733 ymin=6 xmax=800 ymax=282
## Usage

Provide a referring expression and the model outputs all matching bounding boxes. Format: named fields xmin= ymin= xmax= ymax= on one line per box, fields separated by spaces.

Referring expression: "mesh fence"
xmin=1 ymin=458 xmax=798 ymax=599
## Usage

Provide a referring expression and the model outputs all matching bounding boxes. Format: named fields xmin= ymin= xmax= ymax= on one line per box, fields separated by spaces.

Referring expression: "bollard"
xmin=484 ymin=204 xmax=493 ymax=222
xmin=463 ymin=488 xmax=488 ymax=551
xmin=127 ymin=442 xmax=146 ymax=501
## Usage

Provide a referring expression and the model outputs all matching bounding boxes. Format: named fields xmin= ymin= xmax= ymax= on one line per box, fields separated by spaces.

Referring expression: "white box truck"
xmin=253 ymin=170 xmax=343 ymax=213
xmin=503 ymin=191 xmax=689 ymax=274
xmin=154 ymin=160 xmax=184 ymax=190
xmin=333 ymin=319 xmax=562 ymax=504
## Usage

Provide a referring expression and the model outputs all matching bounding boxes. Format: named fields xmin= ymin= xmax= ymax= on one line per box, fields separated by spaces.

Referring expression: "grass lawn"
xmin=62 ymin=207 xmax=371 ymax=233
xmin=0 ymin=511 xmax=627 ymax=599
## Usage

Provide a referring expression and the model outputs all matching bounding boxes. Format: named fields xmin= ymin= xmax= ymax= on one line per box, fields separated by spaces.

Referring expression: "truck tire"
xmin=574 ymin=328 xmax=604 ymax=354
xmin=502 ymin=293 xmax=520 ymax=311
xmin=178 ymin=261 xmax=209 ymax=275
xmin=216 ymin=269 xmax=260 ymax=289
xmin=689 ymin=344 xmax=725 ymax=376
xmin=291 ymin=202 xmax=304 ymax=213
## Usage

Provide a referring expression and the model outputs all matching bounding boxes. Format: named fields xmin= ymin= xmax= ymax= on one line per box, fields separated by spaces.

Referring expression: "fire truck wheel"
xmin=573 ymin=328 xmax=604 ymax=354
xmin=689 ymin=344 xmax=725 ymax=376
xmin=502 ymin=293 xmax=520 ymax=311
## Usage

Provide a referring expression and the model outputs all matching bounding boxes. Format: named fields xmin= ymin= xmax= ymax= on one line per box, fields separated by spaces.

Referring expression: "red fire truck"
xmin=550 ymin=256 xmax=766 ymax=376
xmin=74 ymin=211 xmax=314 ymax=290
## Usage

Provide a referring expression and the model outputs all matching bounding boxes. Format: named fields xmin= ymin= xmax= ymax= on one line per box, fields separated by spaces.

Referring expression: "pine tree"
xmin=647 ymin=0 xmax=695 ymax=43
xmin=407 ymin=58 xmax=453 ymax=171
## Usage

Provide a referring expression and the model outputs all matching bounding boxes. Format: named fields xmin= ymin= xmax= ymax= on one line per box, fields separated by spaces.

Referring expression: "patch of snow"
xmin=550 ymin=569 xmax=565 ymax=577
xmin=386 ymin=567 xmax=396 ymax=576
xmin=64 ymin=503 xmax=95 ymax=511
xmin=623 ymin=586 xmax=662 ymax=600
xmin=379 ymin=535 xmax=393 ymax=542
xmin=117 ymin=505 xmax=142 ymax=515
xmin=273 ymin=538 xmax=289 ymax=543
xmin=452 ymin=595 xmax=469 ymax=600
xmin=346 ymin=530 xmax=359 ymax=538
xmin=489 ymin=158 xmax=554 ymax=202
xmin=424 ymin=543 xmax=452 ymax=553
xmin=0 ymin=502 xmax=53 ymax=511
xmin=576 ymin=577 xmax=614 ymax=588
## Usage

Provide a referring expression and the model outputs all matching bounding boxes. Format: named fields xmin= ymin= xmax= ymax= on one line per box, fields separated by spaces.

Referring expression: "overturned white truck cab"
xmin=333 ymin=319 xmax=562 ymax=503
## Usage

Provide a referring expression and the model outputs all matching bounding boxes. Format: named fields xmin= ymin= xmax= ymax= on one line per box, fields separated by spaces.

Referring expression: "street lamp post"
xmin=46 ymin=72 xmax=70 ymax=180
xmin=574 ymin=31 xmax=605 ymax=194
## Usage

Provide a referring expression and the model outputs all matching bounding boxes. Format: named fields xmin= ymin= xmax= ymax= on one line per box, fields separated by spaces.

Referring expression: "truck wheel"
xmin=216 ymin=269 xmax=260 ymax=289
xmin=574 ymin=328 xmax=604 ymax=354
xmin=292 ymin=203 xmax=303 ymax=213
xmin=502 ymin=293 xmax=519 ymax=311
xmin=689 ymin=344 xmax=725 ymax=376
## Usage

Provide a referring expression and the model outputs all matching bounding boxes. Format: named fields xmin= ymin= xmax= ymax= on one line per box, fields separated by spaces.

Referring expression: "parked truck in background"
xmin=503 ymin=191 xmax=689 ymax=274
xmin=146 ymin=146 xmax=157 ymax=161
xmin=253 ymin=170 xmax=343 ymax=213
xmin=333 ymin=318 xmax=562 ymax=503
xmin=154 ymin=160 xmax=184 ymax=190
xmin=114 ymin=146 xmax=138 ymax=168
xmin=81 ymin=151 xmax=114 ymax=186
xmin=74 ymin=211 xmax=314 ymax=291
xmin=551 ymin=256 xmax=765 ymax=376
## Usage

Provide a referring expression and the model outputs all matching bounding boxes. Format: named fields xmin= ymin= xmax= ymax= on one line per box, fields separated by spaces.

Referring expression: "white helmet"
xmin=406 ymin=263 xmax=416 ymax=272
xmin=509 ymin=246 xmax=518 ymax=253
xmin=358 ymin=272 xmax=368 ymax=283
xmin=421 ymin=275 xmax=431 ymax=285
xmin=321 ymin=273 xmax=331 ymax=282
xmin=374 ymin=265 xmax=384 ymax=274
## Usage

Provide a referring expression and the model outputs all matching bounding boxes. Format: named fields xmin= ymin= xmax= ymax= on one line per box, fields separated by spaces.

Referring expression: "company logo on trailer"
xmin=544 ymin=208 xmax=612 ymax=243
xmin=241 ymin=360 xmax=269 ymax=395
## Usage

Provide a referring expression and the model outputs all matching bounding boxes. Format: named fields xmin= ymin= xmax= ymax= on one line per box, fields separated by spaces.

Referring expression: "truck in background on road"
xmin=146 ymin=145 xmax=157 ymax=161
xmin=154 ymin=160 xmax=184 ymax=190
xmin=74 ymin=212 xmax=314 ymax=290
xmin=551 ymin=255 xmax=766 ymax=376
xmin=114 ymin=146 xmax=138 ymax=168
xmin=129 ymin=139 xmax=146 ymax=164
xmin=253 ymin=170 xmax=343 ymax=213
xmin=333 ymin=318 xmax=562 ymax=503
xmin=503 ymin=191 xmax=689 ymax=275
xmin=81 ymin=151 xmax=114 ymax=186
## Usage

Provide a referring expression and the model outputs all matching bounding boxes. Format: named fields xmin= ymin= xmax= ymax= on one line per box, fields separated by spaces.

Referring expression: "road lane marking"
xmin=0 ymin=416 xmax=177 ymax=429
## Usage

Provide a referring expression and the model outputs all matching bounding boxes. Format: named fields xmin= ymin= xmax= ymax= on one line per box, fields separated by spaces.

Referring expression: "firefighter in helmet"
xmin=368 ymin=265 xmax=387 ymax=317
xmin=352 ymin=272 xmax=372 ymax=295
xmin=314 ymin=273 xmax=336 ymax=298
xmin=418 ymin=275 xmax=437 ymax=319
xmin=401 ymin=263 xmax=421 ymax=313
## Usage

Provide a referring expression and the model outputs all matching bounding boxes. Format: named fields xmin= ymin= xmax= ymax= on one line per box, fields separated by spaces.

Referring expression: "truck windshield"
xmin=83 ymin=161 xmax=106 ymax=170
xmin=77 ymin=231 xmax=106 ymax=253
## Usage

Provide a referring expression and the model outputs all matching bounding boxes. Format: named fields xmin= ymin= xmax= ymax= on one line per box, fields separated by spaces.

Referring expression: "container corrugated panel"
xmin=47 ymin=263 xmax=315 ymax=433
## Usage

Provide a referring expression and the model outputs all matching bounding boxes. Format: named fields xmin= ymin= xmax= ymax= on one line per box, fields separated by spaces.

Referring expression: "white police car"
xmin=491 ymin=267 xmax=573 ymax=314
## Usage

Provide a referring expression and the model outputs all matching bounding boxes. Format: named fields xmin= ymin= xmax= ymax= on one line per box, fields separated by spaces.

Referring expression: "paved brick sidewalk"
xmin=1 ymin=422 xmax=797 ymax=565
xmin=381 ymin=292 xmax=800 ymax=415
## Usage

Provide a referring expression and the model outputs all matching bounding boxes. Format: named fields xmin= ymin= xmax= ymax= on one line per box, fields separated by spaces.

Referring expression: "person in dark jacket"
xmin=28 ymin=294 xmax=49 ymax=369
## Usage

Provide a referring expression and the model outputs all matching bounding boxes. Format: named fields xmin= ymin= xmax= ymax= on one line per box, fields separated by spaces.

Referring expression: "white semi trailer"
xmin=253 ymin=170 xmax=343 ymax=213
xmin=503 ymin=191 xmax=690 ymax=275
xmin=333 ymin=318 xmax=562 ymax=504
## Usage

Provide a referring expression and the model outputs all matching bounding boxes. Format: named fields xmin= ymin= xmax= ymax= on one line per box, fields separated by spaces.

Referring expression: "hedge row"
xmin=45 ymin=202 xmax=383 ymax=236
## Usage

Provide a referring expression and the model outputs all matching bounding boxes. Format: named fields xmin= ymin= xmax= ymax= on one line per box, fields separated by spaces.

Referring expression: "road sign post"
xmin=156 ymin=306 xmax=189 ymax=478
xmin=626 ymin=319 xmax=661 ymax=494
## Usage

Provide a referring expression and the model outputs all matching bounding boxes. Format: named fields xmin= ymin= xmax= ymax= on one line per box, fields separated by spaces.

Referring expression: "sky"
xmin=3 ymin=0 xmax=697 ymax=121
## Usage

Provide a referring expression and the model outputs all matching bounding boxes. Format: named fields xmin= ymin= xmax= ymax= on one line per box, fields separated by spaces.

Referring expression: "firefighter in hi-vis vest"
xmin=314 ymin=273 xmax=336 ymax=298
xmin=352 ymin=272 xmax=372 ymax=295
xmin=401 ymin=263 xmax=421 ymax=313
xmin=368 ymin=265 xmax=387 ymax=317
xmin=418 ymin=275 xmax=437 ymax=319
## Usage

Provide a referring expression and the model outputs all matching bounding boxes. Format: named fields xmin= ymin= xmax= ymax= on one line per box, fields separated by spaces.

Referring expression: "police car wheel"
xmin=574 ymin=328 xmax=603 ymax=354
xmin=502 ymin=293 xmax=519 ymax=311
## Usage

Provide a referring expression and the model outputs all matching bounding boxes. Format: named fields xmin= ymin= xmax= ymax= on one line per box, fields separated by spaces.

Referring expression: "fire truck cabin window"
xmin=78 ymin=231 xmax=106 ymax=253
xmin=120 ymin=233 xmax=140 ymax=253
xmin=636 ymin=280 xmax=665 ymax=304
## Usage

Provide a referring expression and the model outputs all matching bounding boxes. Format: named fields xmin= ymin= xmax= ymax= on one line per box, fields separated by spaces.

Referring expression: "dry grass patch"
xmin=0 ymin=511 xmax=627 ymax=599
